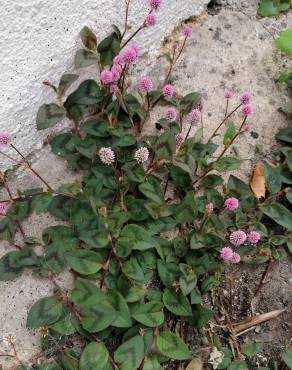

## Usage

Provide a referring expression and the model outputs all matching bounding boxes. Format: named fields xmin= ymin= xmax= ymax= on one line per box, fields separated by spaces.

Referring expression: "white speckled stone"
xmin=0 ymin=0 xmax=209 ymax=170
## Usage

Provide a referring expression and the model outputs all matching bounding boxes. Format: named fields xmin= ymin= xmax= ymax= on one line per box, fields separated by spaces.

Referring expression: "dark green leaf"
xmin=213 ymin=157 xmax=241 ymax=172
xmin=75 ymin=49 xmax=99 ymax=68
xmin=36 ymin=103 xmax=65 ymax=130
xmin=65 ymin=250 xmax=102 ymax=275
xmin=27 ymin=296 xmax=63 ymax=328
xmin=80 ymin=342 xmax=109 ymax=370
xmin=157 ymin=331 xmax=190 ymax=360
xmin=114 ymin=335 xmax=144 ymax=370
xmin=132 ymin=301 xmax=164 ymax=327
xmin=262 ymin=202 xmax=292 ymax=230
xmin=282 ymin=348 xmax=292 ymax=369
xmin=163 ymin=288 xmax=192 ymax=316
xmin=80 ymin=26 xmax=97 ymax=50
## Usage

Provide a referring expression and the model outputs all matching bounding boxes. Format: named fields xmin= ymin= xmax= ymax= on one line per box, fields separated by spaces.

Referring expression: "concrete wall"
xmin=0 ymin=0 xmax=209 ymax=170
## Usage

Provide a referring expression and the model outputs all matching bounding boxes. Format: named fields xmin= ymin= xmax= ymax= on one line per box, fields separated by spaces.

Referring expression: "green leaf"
xmin=180 ymin=92 xmax=201 ymax=114
xmin=258 ymin=0 xmax=281 ymax=16
xmin=0 ymin=218 xmax=15 ymax=241
xmin=118 ymin=224 xmax=158 ymax=254
xmin=114 ymin=335 xmax=144 ymax=370
xmin=276 ymin=28 xmax=292 ymax=56
xmin=227 ymin=361 xmax=248 ymax=370
xmin=223 ymin=123 xmax=236 ymax=146
xmin=157 ymin=331 xmax=190 ymax=360
xmin=163 ymin=288 xmax=192 ymax=316
xmin=213 ymin=157 xmax=241 ymax=172
xmin=80 ymin=342 xmax=109 ymax=370
xmin=264 ymin=163 xmax=282 ymax=194
xmin=58 ymin=73 xmax=79 ymax=97
xmin=27 ymin=296 xmax=63 ymax=328
xmin=107 ymin=290 xmax=132 ymax=328
xmin=139 ymin=176 xmax=165 ymax=205
xmin=242 ymin=341 xmax=262 ymax=356
xmin=122 ymin=257 xmax=145 ymax=282
xmin=81 ymin=303 xmax=118 ymax=332
xmin=188 ymin=304 xmax=213 ymax=328
xmin=97 ymin=33 xmax=120 ymax=67
xmin=276 ymin=127 xmax=292 ymax=144
xmin=65 ymin=250 xmax=102 ymax=275
xmin=80 ymin=26 xmax=97 ymax=50
xmin=0 ymin=252 xmax=23 ymax=281
xmin=282 ymin=348 xmax=292 ymax=369
xmin=155 ymin=131 xmax=176 ymax=160
xmin=49 ymin=309 xmax=77 ymax=335
xmin=262 ymin=202 xmax=292 ymax=231
xmin=202 ymin=174 xmax=224 ymax=188
xmin=75 ymin=49 xmax=99 ymax=68
xmin=36 ymin=103 xmax=65 ymax=130
xmin=157 ymin=260 xmax=180 ymax=288
xmin=132 ymin=301 xmax=164 ymax=327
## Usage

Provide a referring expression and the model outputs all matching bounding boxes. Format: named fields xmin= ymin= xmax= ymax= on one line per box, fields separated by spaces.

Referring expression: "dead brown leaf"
xmin=186 ymin=357 xmax=203 ymax=370
xmin=232 ymin=309 xmax=285 ymax=335
xmin=250 ymin=163 xmax=266 ymax=199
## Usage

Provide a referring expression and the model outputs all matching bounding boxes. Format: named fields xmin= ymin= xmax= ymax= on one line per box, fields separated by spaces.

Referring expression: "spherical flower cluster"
xmin=165 ymin=107 xmax=177 ymax=122
xmin=138 ymin=76 xmax=153 ymax=93
xmin=241 ymin=104 xmax=254 ymax=117
xmin=224 ymin=197 xmax=239 ymax=211
xmin=206 ymin=202 xmax=214 ymax=215
xmin=100 ymin=69 xmax=113 ymax=85
xmin=247 ymin=231 xmax=261 ymax=245
xmin=0 ymin=132 xmax=12 ymax=146
xmin=183 ymin=25 xmax=192 ymax=38
xmin=134 ymin=147 xmax=149 ymax=163
xmin=230 ymin=230 xmax=247 ymax=247
xmin=111 ymin=64 xmax=122 ymax=81
xmin=149 ymin=0 xmax=162 ymax=10
xmin=188 ymin=108 xmax=201 ymax=126
xmin=0 ymin=202 xmax=8 ymax=216
xmin=240 ymin=92 xmax=252 ymax=105
xmin=231 ymin=252 xmax=241 ymax=263
xmin=220 ymin=247 xmax=241 ymax=264
xmin=113 ymin=55 xmax=123 ymax=65
xmin=220 ymin=247 xmax=234 ymax=262
xmin=99 ymin=147 xmax=115 ymax=165
xmin=145 ymin=13 xmax=157 ymax=27
xmin=163 ymin=84 xmax=174 ymax=98
xmin=121 ymin=45 xmax=139 ymax=65
xmin=224 ymin=89 xmax=234 ymax=100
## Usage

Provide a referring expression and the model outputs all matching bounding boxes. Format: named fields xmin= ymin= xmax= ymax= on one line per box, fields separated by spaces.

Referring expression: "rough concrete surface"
xmin=1 ymin=0 xmax=292 ymax=368
xmin=0 ymin=0 xmax=209 ymax=170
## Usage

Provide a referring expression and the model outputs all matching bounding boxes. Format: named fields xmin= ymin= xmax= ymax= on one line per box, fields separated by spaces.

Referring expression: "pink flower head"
xmin=165 ymin=107 xmax=177 ymax=122
xmin=100 ymin=69 xmax=113 ymax=85
xmin=188 ymin=108 xmax=201 ymax=126
xmin=0 ymin=132 xmax=12 ymax=147
xmin=231 ymin=252 xmax=241 ymax=264
xmin=220 ymin=247 xmax=234 ymax=262
xmin=224 ymin=89 xmax=234 ymax=100
xmin=230 ymin=230 xmax=247 ymax=247
xmin=149 ymin=0 xmax=162 ymax=10
xmin=110 ymin=84 xmax=118 ymax=94
xmin=131 ymin=44 xmax=140 ymax=57
xmin=113 ymin=55 xmax=123 ymax=65
xmin=247 ymin=231 xmax=261 ymax=245
xmin=240 ymin=92 xmax=252 ymax=105
xmin=206 ymin=202 xmax=214 ymax=215
xmin=224 ymin=197 xmax=239 ymax=211
xmin=111 ymin=64 xmax=122 ymax=81
xmin=163 ymin=84 xmax=174 ymax=98
xmin=138 ymin=76 xmax=153 ymax=93
xmin=183 ymin=25 xmax=192 ymax=38
xmin=241 ymin=104 xmax=254 ymax=117
xmin=0 ymin=202 xmax=9 ymax=216
xmin=145 ymin=13 xmax=157 ymax=27
xmin=121 ymin=46 xmax=139 ymax=65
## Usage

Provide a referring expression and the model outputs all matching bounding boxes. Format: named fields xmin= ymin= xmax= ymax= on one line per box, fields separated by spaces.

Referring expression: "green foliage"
xmin=276 ymin=28 xmax=292 ymax=56
xmin=282 ymin=348 xmax=292 ymax=369
xmin=2 ymin=10 xmax=292 ymax=370
xmin=258 ymin=0 xmax=291 ymax=17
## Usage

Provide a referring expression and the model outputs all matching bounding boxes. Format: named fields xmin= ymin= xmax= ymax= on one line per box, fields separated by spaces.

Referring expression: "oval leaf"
xmin=157 ymin=331 xmax=190 ymax=360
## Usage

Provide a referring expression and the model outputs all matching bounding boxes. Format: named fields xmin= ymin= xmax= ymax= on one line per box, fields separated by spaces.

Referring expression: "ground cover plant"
xmin=0 ymin=0 xmax=292 ymax=369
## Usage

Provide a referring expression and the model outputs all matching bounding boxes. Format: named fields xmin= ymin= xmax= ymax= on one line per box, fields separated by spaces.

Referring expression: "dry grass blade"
xmin=250 ymin=163 xmax=266 ymax=199
xmin=232 ymin=309 xmax=286 ymax=335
